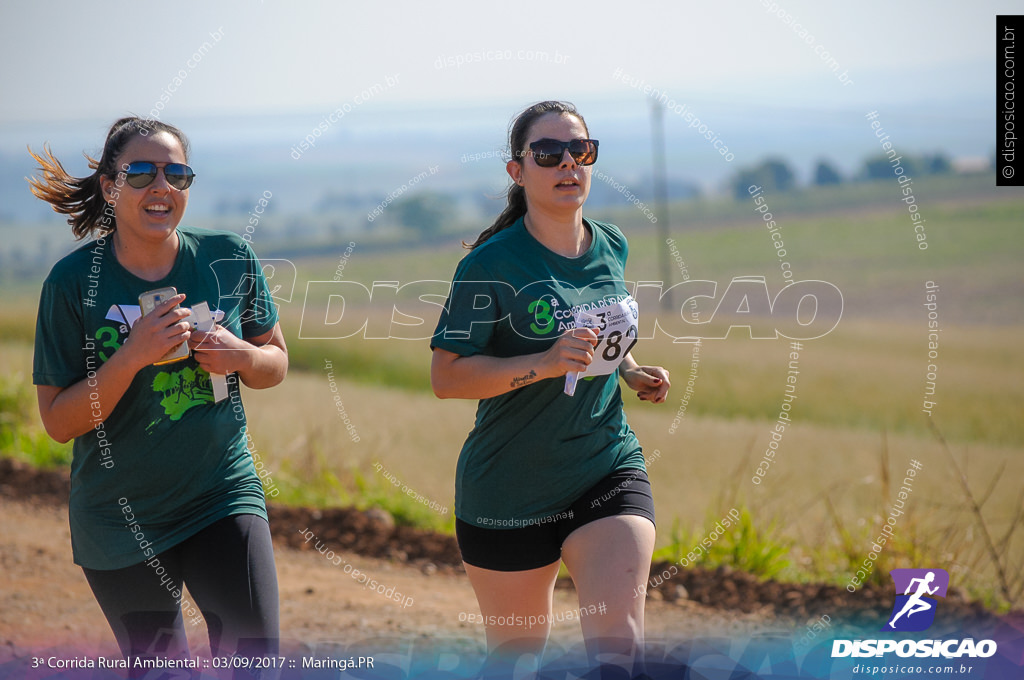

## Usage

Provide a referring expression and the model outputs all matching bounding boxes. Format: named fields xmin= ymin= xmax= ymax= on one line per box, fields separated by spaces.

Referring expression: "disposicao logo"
xmin=883 ymin=568 xmax=949 ymax=632
xmin=831 ymin=568 xmax=997 ymax=659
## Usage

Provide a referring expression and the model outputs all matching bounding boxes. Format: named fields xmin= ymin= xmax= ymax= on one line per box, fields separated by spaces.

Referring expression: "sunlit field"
xmin=3 ymin=180 xmax=1022 ymax=609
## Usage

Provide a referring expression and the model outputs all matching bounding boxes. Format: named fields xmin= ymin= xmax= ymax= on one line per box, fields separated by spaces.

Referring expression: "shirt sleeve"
xmin=235 ymin=240 xmax=280 ymax=339
xmin=430 ymin=254 xmax=506 ymax=356
xmin=33 ymin=273 xmax=86 ymax=388
xmin=599 ymin=220 xmax=629 ymax=268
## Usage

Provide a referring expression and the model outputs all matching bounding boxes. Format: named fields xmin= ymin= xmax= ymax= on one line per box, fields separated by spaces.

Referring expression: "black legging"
xmin=82 ymin=513 xmax=279 ymax=671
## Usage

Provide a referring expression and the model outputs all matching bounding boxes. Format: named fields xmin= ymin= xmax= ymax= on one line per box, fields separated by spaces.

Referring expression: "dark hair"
xmin=464 ymin=100 xmax=588 ymax=249
xmin=27 ymin=117 xmax=191 ymax=240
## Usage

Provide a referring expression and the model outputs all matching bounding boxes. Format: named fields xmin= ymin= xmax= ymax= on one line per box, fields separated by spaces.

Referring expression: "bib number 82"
xmin=598 ymin=325 xmax=638 ymax=362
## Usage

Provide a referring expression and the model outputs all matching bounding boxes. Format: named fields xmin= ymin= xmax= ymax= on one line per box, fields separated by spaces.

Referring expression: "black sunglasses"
xmin=522 ymin=138 xmax=599 ymax=167
xmin=119 ymin=162 xmax=195 ymax=190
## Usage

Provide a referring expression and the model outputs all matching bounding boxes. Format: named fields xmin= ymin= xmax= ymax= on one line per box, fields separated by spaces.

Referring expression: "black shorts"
xmin=456 ymin=467 xmax=656 ymax=572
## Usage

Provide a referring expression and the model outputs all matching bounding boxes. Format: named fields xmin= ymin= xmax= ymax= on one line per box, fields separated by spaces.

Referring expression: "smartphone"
xmin=138 ymin=286 xmax=190 ymax=365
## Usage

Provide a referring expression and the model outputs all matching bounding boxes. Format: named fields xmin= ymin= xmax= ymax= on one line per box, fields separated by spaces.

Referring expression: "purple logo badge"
xmin=882 ymin=568 xmax=949 ymax=632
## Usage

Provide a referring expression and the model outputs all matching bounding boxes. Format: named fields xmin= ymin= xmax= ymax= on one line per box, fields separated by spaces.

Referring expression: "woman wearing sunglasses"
xmin=431 ymin=101 xmax=670 ymax=677
xmin=29 ymin=117 xmax=286 ymax=671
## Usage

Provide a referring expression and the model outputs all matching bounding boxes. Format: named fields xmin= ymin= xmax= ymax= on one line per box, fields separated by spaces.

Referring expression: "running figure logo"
xmin=882 ymin=568 xmax=949 ymax=632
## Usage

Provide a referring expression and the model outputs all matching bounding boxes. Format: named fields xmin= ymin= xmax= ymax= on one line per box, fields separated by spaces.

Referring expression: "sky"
xmin=0 ymin=0 xmax=1009 ymax=125
xmin=0 ymin=0 xmax=1012 ymax=224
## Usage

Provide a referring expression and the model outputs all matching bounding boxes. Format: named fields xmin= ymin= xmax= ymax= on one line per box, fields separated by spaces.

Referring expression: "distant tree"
xmin=861 ymin=152 xmax=956 ymax=180
xmin=391 ymin=192 xmax=456 ymax=236
xmin=733 ymin=168 xmax=762 ymax=200
xmin=813 ymin=160 xmax=842 ymax=186
xmin=862 ymin=155 xmax=894 ymax=181
xmin=861 ymin=154 xmax=924 ymax=181
xmin=924 ymin=153 xmax=951 ymax=175
xmin=762 ymin=158 xmax=796 ymax=192
xmin=733 ymin=168 xmax=758 ymax=200
xmin=732 ymin=157 xmax=797 ymax=200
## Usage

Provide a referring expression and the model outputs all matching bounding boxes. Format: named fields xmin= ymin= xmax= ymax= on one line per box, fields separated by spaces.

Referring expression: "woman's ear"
xmin=99 ymin=173 xmax=116 ymax=204
xmin=506 ymin=159 xmax=523 ymax=186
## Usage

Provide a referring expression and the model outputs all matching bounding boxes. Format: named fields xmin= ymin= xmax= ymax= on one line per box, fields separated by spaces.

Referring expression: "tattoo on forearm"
xmin=510 ymin=369 xmax=537 ymax=389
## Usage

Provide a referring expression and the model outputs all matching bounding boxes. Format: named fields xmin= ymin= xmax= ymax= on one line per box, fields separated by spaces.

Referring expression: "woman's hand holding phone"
xmin=122 ymin=293 xmax=192 ymax=370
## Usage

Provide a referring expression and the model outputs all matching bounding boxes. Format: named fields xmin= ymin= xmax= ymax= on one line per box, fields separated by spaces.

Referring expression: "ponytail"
xmin=27 ymin=145 xmax=112 ymax=240
xmin=27 ymin=116 xmax=190 ymax=240
xmin=463 ymin=183 xmax=527 ymax=249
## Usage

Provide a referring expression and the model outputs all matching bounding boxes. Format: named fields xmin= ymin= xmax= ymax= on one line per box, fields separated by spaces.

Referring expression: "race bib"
xmin=564 ymin=295 xmax=639 ymax=396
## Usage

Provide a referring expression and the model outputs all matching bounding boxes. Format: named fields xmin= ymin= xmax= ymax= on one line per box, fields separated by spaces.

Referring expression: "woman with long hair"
xmin=431 ymin=101 xmax=670 ymax=677
xmin=30 ymin=117 xmax=287 ymax=672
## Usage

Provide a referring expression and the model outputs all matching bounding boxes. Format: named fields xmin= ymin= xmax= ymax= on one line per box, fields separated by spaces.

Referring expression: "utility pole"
xmin=650 ymin=99 xmax=671 ymax=309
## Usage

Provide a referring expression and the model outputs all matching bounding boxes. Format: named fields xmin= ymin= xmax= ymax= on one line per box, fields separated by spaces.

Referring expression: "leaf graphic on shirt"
xmin=151 ymin=366 xmax=214 ymax=422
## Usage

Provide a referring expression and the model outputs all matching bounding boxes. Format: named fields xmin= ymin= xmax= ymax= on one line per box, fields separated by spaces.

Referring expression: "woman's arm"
xmin=431 ymin=327 xmax=599 ymax=400
xmin=619 ymin=353 xmax=671 ymax=403
xmin=188 ymin=322 xmax=288 ymax=389
xmin=36 ymin=294 xmax=193 ymax=443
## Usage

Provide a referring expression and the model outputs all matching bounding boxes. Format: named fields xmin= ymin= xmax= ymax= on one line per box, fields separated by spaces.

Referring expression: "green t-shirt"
xmin=33 ymin=227 xmax=278 ymax=570
xmin=431 ymin=217 xmax=645 ymax=528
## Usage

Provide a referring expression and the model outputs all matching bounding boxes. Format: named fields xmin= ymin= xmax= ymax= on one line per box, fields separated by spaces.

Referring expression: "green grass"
xmin=265 ymin=430 xmax=454 ymax=532
xmin=652 ymin=508 xmax=792 ymax=580
xmin=0 ymin=372 xmax=71 ymax=468
xmin=286 ymin=336 xmax=432 ymax=392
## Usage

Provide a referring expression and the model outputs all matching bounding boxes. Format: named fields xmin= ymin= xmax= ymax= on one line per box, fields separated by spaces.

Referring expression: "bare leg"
xmin=463 ymin=560 xmax=561 ymax=674
xmin=889 ymin=599 xmax=919 ymax=627
xmin=561 ymin=515 xmax=656 ymax=677
xmin=906 ymin=600 xmax=931 ymax=617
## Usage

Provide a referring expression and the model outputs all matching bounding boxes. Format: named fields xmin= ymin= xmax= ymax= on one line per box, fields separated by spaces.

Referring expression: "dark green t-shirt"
xmin=33 ymin=227 xmax=278 ymax=570
xmin=431 ymin=217 xmax=645 ymax=528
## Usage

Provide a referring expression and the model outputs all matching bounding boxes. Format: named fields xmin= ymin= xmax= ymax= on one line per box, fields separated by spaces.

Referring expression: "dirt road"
xmin=0 ymin=495 xmax=779 ymax=665
xmin=2 ymin=456 xmax=1009 ymax=678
